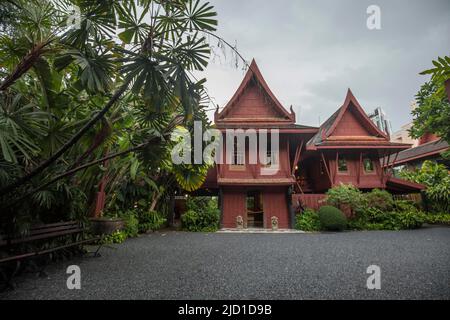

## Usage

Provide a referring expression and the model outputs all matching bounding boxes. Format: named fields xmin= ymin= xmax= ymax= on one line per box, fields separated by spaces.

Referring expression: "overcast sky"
xmin=202 ymin=0 xmax=450 ymax=131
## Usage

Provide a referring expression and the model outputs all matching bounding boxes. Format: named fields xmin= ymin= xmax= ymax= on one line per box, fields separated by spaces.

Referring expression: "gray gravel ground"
xmin=1 ymin=226 xmax=449 ymax=300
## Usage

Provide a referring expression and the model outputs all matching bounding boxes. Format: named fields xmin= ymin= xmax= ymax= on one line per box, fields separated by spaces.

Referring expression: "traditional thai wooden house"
xmin=200 ymin=59 xmax=424 ymax=229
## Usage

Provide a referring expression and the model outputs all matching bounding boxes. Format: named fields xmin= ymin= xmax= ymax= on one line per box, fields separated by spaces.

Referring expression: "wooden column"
xmin=384 ymin=151 xmax=400 ymax=184
xmin=380 ymin=150 xmax=387 ymax=186
xmin=357 ymin=152 xmax=362 ymax=185
xmin=287 ymin=137 xmax=291 ymax=174
xmin=291 ymin=140 xmax=304 ymax=176
xmin=320 ymin=152 xmax=332 ymax=186
xmin=334 ymin=151 xmax=339 ymax=184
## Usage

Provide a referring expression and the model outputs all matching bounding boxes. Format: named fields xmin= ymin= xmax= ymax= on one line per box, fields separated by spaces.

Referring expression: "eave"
xmin=385 ymin=176 xmax=425 ymax=194
xmin=307 ymin=142 xmax=411 ymax=151
xmin=217 ymin=177 xmax=295 ymax=186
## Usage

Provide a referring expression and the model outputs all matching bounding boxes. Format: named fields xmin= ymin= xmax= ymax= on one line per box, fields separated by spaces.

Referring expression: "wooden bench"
xmin=0 ymin=221 xmax=102 ymax=289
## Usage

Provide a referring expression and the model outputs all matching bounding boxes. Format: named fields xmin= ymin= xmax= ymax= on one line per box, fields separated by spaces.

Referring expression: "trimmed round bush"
xmin=318 ymin=206 xmax=347 ymax=231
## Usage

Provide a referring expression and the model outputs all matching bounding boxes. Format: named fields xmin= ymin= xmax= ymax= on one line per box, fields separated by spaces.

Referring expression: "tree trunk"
xmin=0 ymin=40 xmax=51 ymax=91
xmin=2 ymin=115 xmax=183 ymax=209
xmin=0 ymin=82 xmax=129 ymax=196
xmin=149 ymin=192 xmax=163 ymax=212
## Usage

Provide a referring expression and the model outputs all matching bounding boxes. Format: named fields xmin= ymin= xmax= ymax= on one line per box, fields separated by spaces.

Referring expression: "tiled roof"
xmin=307 ymin=108 xmax=340 ymax=146
xmin=387 ymin=139 xmax=449 ymax=165
xmin=386 ymin=176 xmax=425 ymax=192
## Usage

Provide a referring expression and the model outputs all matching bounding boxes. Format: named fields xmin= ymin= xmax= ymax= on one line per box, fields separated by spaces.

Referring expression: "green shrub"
xmin=318 ymin=206 xmax=347 ymax=231
xmin=181 ymin=198 xmax=220 ymax=232
xmin=102 ymin=230 xmax=127 ymax=244
xmin=295 ymin=209 xmax=321 ymax=231
xmin=392 ymin=199 xmax=420 ymax=212
xmin=120 ymin=210 xmax=139 ymax=238
xmin=186 ymin=196 xmax=219 ymax=212
xmin=395 ymin=210 xmax=426 ymax=229
xmin=348 ymin=202 xmax=426 ymax=231
xmin=425 ymin=213 xmax=450 ymax=225
xmin=364 ymin=189 xmax=394 ymax=211
xmin=326 ymin=184 xmax=367 ymax=214
xmin=399 ymin=160 xmax=450 ymax=213
xmin=138 ymin=210 xmax=166 ymax=232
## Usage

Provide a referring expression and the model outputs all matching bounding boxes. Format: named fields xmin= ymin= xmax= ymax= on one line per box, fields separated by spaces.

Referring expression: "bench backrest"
xmin=0 ymin=221 xmax=84 ymax=247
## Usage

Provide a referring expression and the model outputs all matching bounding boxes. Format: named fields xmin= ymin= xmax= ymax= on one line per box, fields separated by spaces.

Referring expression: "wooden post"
xmin=320 ymin=152 xmax=332 ymax=185
xmin=287 ymin=137 xmax=291 ymax=174
xmin=357 ymin=152 xmax=362 ymax=185
xmin=380 ymin=150 xmax=387 ymax=185
xmin=385 ymin=151 xmax=400 ymax=184
xmin=291 ymin=140 xmax=304 ymax=176
xmin=334 ymin=151 xmax=339 ymax=184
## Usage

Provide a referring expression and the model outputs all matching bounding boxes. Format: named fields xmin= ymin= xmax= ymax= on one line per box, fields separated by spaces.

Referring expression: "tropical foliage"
xmin=411 ymin=56 xmax=450 ymax=147
xmin=399 ymin=160 xmax=450 ymax=213
xmin=0 ymin=0 xmax=223 ymax=234
xmin=181 ymin=196 xmax=219 ymax=232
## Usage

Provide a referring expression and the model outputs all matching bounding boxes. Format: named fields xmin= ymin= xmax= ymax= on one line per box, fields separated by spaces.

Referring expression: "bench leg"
xmin=28 ymin=259 xmax=48 ymax=278
xmin=0 ymin=267 xmax=10 ymax=291
xmin=93 ymin=243 xmax=103 ymax=257
xmin=0 ymin=260 xmax=20 ymax=291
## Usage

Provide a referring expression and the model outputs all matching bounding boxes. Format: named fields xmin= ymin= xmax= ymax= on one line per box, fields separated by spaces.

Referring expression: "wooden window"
xmin=337 ymin=155 xmax=348 ymax=173
xmin=363 ymin=157 xmax=375 ymax=173
xmin=264 ymin=150 xmax=278 ymax=167
xmin=232 ymin=138 xmax=244 ymax=165
xmin=261 ymin=135 xmax=278 ymax=167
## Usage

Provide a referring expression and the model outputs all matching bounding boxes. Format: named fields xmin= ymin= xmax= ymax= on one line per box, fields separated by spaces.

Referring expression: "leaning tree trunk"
xmin=149 ymin=191 xmax=163 ymax=212
xmin=2 ymin=115 xmax=184 ymax=209
xmin=0 ymin=40 xmax=52 ymax=91
xmin=0 ymin=82 xmax=129 ymax=196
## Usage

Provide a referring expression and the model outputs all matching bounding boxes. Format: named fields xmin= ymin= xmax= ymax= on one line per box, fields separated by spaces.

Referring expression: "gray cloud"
xmin=203 ymin=0 xmax=450 ymax=130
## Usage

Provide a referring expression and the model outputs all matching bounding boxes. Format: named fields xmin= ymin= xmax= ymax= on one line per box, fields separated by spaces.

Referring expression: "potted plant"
xmin=90 ymin=211 xmax=125 ymax=235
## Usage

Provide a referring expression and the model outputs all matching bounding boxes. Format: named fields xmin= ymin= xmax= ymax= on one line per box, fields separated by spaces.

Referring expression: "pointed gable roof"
xmin=215 ymin=59 xmax=295 ymax=124
xmin=307 ymin=89 xmax=410 ymax=152
xmin=326 ymin=89 xmax=388 ymax=138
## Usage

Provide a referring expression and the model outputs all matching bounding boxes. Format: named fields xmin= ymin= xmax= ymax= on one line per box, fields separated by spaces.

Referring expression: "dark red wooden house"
xmin=201 ymin=59 xmax=424 ymax=229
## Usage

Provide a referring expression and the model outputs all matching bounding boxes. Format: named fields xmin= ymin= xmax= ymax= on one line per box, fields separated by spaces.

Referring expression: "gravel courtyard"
xmin=1 ymin=226 xmax=449 ymax=300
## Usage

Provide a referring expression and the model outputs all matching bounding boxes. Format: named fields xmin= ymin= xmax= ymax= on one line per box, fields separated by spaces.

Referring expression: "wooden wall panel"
xmin=262 ymin=187 xmax=289 ymax=229
xmin=333 ymin=109 xmax=371 ymax=136
xmin=227 ymin=85 xmax=280 ymax=118
xmin=221 ymin=187 xmax=246 ymax=228
xmin=293 ymin=194 xmax=328 ymax=211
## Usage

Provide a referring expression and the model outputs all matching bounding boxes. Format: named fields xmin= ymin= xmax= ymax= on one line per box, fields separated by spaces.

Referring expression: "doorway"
xmin=246 ymin=191 xmax=264 ymax=228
